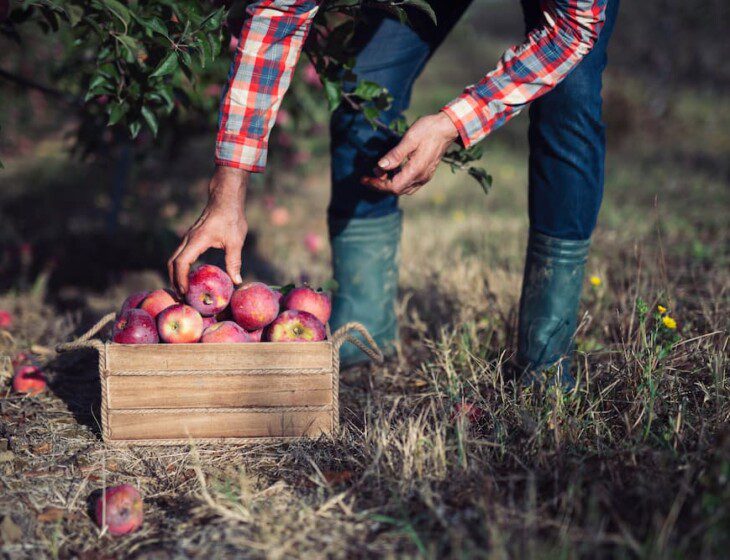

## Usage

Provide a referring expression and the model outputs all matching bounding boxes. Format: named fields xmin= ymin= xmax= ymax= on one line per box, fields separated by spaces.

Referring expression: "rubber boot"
xmin=517 ymin=230 xmax=591 ymax=390
xmin=328 ymin=211 xmax=401 ymax=367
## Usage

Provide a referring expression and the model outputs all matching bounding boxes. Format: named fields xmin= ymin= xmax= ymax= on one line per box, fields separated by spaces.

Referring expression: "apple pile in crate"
xmin=112 ymin=265 xmax=330 ymax=344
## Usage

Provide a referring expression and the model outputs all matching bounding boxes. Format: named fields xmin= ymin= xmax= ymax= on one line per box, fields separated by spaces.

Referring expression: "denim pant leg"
xmin=522 ymin=0 xmax=620 ymax=240
xmin=329 ymin=2 xmax=471 ymax=220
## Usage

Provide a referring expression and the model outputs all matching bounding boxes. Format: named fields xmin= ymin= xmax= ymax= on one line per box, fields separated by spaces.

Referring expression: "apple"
xmin=185 ymin=264 xmax=234 ymax=316
xmin=304 ymin=232 xmax=323 ymax=255
xmin=201 ymin=321 xmax=253 ymax=343
xmin=112 ymin=309 xmax=159 ymax=344
xmin=95 ymin=484 xmax=143 ymax=536
xmin=281 ymin=286 xmax=331 ymax=324
xmin=451 ymin=402 xmax=485 ymax=424
xmin=0 ymin=309 xmax=12 ymax=329
xmin=230 ymin=282 xmax=280 ymax=331
xmin=119 ymin=291 xmax=149 ymax=316
xmin=157 ymin=304 xmax=204 ymax=343
xmin=139 ymin=289 xmax=177 ymax=319
xmin=13 ymin=365 xmax=46 ymax=395
xmin=248 ymin=328 xmax=263 ymax=342
xmin=264 ymin=310 xmax=326 ymax=342
xmin=201 ymin=315 xmax=217 ymax=330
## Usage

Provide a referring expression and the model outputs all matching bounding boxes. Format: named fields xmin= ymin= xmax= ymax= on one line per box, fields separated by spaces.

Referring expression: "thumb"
xmin=225 ymin=241 xmax=244 ymax=285
xmin=378 ymin=136 xmax=415 ymax=170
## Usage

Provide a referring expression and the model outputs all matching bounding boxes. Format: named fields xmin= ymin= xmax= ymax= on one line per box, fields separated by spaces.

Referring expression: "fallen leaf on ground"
xmin=0 ymin=515 xmax=22 ymax=544
xmin=323 ymin=470 xmax=353 ymax=486
xmin=37 ymin=507 xmax=65 ymax=523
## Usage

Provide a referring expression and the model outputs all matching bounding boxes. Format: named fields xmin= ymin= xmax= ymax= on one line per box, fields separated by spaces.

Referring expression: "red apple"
xmin=248 ymin=328 xmax=263 ymax=342
xmin=201 ymin=321 xmax=253 ymax=343
xmin=202 ymin=315 xmax=217 ymax=330
xmin=95 ymin=484 xmax=143 ymax=536
xmin=264 ymin=310 xmax=326 ymax=342
xmin=185 ymin=264 xmax=234 ymax=317
xmin=112 ymin=309 xmax=159 ymax=344
xmin=157 ymin=304 xmax=204 ymax=343
xmin=13 ymin=365 xmax=46 ymax=395
xmin=281 ymin=286 xmax=331 ymax=324
xmin=451 ymin=402 xmax=485 ymax=424
xmin=230 ymin=282 xmax=280 ymax=331
xmin=119 ymin=291 xmax=149 ymax=316
xmin=304 ymin=232 xmax=323 ymax=255
xmin=139 ymin=289 xmax=177 ymax=319
xmin=0 ymin=309 xmax=12 ymax=329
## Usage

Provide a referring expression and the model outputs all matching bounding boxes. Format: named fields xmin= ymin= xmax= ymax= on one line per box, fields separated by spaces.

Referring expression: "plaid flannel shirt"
xmin=215 ymin=0 xmax=607 ymax=171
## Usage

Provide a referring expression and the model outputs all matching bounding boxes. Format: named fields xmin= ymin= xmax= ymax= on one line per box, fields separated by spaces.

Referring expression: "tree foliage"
xmin=0 ymin=0 xmax=489 ymax=190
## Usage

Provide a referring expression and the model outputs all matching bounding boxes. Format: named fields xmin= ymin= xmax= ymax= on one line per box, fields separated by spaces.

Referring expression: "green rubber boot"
xmin=328 ymin=211 xmax=401 ymax=367
xmin=517 ymin=230 xmax=591 ymax=390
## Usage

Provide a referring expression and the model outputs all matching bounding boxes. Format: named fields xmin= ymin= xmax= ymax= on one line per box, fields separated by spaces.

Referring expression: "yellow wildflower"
xmin=452 ymin=210 xmax=466 ymax=223
xmin=657 ymin=305 xmax=667 ymax=314
xmin=662 ymin=316 xmax=677 ymax=330
xmin=589 ymin=276 xmax=602 ymax=287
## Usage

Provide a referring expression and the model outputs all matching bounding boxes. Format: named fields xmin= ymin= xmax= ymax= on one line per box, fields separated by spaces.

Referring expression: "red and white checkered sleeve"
xmin=215 ymin=0 xmax=320 ymax=172
xmin=442 ymin=0 xmax=607 ymax=148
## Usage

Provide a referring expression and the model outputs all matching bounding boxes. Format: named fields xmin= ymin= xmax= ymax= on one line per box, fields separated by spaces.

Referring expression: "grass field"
xmin=1 ymin=2 xmax=728 ymax=558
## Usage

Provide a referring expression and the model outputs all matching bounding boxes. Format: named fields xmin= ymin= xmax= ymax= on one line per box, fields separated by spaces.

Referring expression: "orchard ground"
xmin=1 ymin=2 xmax=729 ymax=559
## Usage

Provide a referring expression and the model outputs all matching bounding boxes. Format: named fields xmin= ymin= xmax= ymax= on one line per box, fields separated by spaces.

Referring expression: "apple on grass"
xmin=201 ymin=321 xmax=253 ymax=343
xmin=112 ymin=309 xmax=159 ymax=344
xmin=231 ymin=282 xmax=280 ymax=331
xmin=13 ymin=365 xmax=46 ymax=395
xmin=281 ymin=286 xmax=331 ymax=325
xmin=95 ymin=484 xmax=144 ymax=536
xmin=265 ymin=310 xmax=326 ymax=342
xmin=139 ymin=289 xmax=177 ymax=319
xmin=0 ymin=309 xmax=12 ymax=329
xmin=157 ymin=304 xmax=204 ymax=343
xmin=185 ymin=264 xmax=234 ymax=317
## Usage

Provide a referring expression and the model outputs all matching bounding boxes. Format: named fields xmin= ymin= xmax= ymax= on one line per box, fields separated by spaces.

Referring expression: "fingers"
xmin=173 ymin=235 xmax=208 ymax=295
xmin=167 ymin=237 xmax=187 ymax=289
xmin=377 ymin=135 xmax=416 ymax=171
xmin=224 ymin=236 xmax=245 ymax=285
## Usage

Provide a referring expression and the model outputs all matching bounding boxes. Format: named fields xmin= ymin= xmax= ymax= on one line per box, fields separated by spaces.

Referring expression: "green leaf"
xmin=363 ymin=106 xmax=379 ymax=128
xmin=353 ymin=80 xmax=384 ymax=101
xmin=128 ymin=120 xmax=142 ymax=139
xmin=140 ymin=106 xmax=159 ymax=137
xmin=322 ymin=77 xmax=342 ymax=112
xmin=467 ymin=167 xmax=493 ymax=195
xmin=107 ymin=103 xmax=127 ymax=126
xmin=150 ymin=51 xmax=178 ymax=78
xmin=402 ymin=0 xmax=438 ymax=25
xmin=116 ymin=34 xmax=143 ymax=60
xmin=98 ymin=0 xmax=131 ymax=27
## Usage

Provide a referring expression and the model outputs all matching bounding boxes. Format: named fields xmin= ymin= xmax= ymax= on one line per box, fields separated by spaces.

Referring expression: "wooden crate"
xmin=58 ymin=314 xmax=381 ymax=446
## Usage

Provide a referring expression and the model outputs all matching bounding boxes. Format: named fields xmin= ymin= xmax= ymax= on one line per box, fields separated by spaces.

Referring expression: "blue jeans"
xmin=329 ymin=0 xmax=620 ymax=241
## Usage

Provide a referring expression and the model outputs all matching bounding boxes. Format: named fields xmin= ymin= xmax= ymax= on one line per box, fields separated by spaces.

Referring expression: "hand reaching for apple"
xmin=168 ymin=166 xmax=248 ymax=294
xmin=361 ymin=112 xmax=459 ymax=196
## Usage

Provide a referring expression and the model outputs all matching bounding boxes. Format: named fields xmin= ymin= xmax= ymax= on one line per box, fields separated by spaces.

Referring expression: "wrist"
xmin=436 ymin=111 xmax=459 ymax=142
xmin=210 ymin=166 xmax=248 ymax=205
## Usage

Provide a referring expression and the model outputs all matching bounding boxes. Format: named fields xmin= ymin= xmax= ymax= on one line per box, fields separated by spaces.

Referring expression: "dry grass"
xmin=1 ymin=5 xmax=729 ymax=557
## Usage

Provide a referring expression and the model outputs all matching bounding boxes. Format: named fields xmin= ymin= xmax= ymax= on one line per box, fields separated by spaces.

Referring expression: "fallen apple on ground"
xmin=186 ymin=264 xmax=234 ymax=316
xmin=201 ymin=321 xmax=253 ymax=343
xmin=112 ymin=309 xmax=159 ymax=344
xmin=95 ymin=484 xmax=144 ymax=536
xmin=231 ymin=282 xmax=280 ymax=331
xmin=0 ymin=309 xmax=12 ymax=329
xmin=265 ymin=310 xmax=326 ymax=342
xmin=13 ymin=365 xmax=47 ymax=395
xmin=281 ymin=286 xmax=331 ymax=324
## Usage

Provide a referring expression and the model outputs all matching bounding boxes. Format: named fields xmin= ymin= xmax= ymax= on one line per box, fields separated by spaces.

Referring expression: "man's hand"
xmin=168 ymin=166 xmax=249 ymax=294
xmin=361 ymin=112 xmax=459 ymax=196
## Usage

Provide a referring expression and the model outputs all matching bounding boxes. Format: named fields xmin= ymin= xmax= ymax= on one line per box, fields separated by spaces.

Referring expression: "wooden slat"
xmin=106 ymin=342 xmax=332 ymax=373
xmin=107 ymin=373 xmax=332 ymax=408
xmin=108 ymin=409 xmax=332 ymax=440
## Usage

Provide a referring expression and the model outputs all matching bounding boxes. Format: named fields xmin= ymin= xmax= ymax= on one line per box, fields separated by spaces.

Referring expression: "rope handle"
xmin=56 ymin=312 xmax=116 ymax=353
xmin=331 ymin=322 xmax=384 ymax=364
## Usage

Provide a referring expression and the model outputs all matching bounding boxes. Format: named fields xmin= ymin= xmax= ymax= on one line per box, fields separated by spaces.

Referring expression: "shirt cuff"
xmin=441 ymin=93 xmax=493 ymax=149
xmin=214 ymin=133 xmax=267 ymax=173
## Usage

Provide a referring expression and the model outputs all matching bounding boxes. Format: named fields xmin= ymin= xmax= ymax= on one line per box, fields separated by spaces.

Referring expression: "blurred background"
xmin=0 ymin=0 xmax=728 ymax=315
